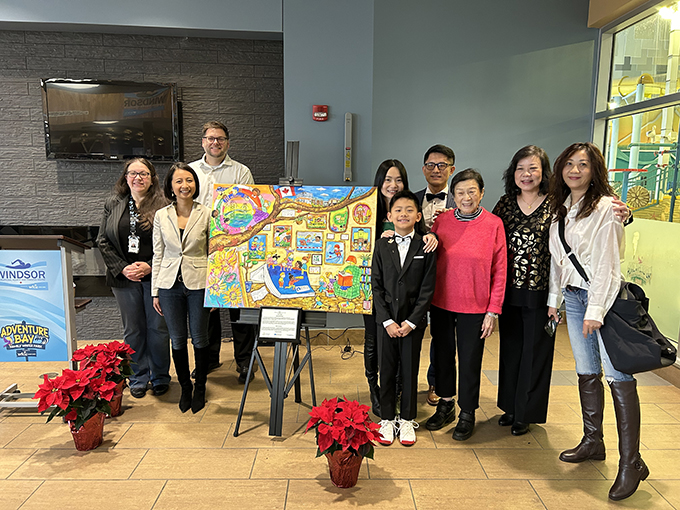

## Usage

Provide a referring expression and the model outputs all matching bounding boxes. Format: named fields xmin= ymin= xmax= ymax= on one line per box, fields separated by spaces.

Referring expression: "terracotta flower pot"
xmin=325 ymin=450 xmax=363 ymax=488
xmin=107 ymin=381 xmax=125 ymax=418
xmin=68 ymin=412 xmax=105 ymax=451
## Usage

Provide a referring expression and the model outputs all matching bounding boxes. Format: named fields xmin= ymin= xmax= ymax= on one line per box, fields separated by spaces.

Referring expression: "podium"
xmin=0 ymin=235 xmax=89 ymax=408
xmin=233 ymin=309 xmax=322 ymax=437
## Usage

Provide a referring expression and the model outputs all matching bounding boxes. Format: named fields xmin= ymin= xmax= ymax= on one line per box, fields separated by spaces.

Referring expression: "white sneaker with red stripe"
xmin=377 ymin=419 xmax=398 ymax=445
xmin=397 ymin=418 xmax=419 ymax=446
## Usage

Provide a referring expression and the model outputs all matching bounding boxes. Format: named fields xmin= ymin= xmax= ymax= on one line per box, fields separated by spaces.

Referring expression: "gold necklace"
xmin=519 ymin=193 xmax=541 ymax=210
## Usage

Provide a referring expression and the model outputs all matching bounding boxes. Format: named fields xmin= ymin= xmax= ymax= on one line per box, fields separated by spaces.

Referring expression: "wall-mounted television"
xmin=41 ymin=79 xmax=180 ymax=161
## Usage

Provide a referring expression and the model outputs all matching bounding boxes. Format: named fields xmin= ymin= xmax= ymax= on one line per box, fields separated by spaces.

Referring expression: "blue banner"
xmin=0 ymin=250 xmax=68 ymax=362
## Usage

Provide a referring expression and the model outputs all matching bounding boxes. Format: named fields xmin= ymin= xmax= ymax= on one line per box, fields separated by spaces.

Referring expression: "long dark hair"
xmin=549 ymin=142 xmax=615 ymax=222
xmin=374 ymin=159 xmax=409 ymax=224
xmin=113 ymin=158 xmax=167 ymax=229
xmin=502 ymin=145 xmax=551 ymax=196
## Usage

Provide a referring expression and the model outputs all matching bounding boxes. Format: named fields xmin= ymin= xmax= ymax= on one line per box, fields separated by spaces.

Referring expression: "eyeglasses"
xmin=424 ymin=162 xmax=452 ymax=171
xmin=203 ymin=136 xmax=228 ymax=144
xmin=127 ymin=171 xmax=151 ymax=179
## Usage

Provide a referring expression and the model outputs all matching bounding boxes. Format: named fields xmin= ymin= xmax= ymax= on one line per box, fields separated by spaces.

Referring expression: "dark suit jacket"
xmin=97 ymin=194 xmax=153 ymax=288
xmin=372 ymin=232 xmax=437 ymax=330
xmin=414 ymin=188 xmax=457 ymax=210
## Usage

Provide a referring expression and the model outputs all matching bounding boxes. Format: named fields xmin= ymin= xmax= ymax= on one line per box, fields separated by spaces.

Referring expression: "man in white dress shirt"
xmin=413 ymin=144 xmax=457 ymax=406
xmin=189 ymin=121 xmax=256 ymax=383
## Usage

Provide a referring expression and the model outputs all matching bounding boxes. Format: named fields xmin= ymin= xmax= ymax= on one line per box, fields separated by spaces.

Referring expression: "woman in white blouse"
xmin=547 ymin=142 xmax=646 ymax=501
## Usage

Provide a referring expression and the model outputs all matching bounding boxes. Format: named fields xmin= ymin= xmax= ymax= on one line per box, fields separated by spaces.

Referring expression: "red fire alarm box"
xmin=313 ymin=105 xmax=328 ymax=121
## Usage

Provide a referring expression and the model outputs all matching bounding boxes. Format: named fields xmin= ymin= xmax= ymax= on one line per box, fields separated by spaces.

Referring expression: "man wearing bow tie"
xmin=414 ymin=144 xmax=456 ymax=406
xmin=415 ymin=144 xmax=457 ymax=231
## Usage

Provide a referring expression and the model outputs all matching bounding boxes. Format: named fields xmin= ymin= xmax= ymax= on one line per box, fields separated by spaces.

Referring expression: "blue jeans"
xmin=562 ymin=287 xmax=633 ymax=383
xmin=158 ymin=280 xmax=210 ymax=350
xmin=112 ymin=280 xmax=171 ymax=389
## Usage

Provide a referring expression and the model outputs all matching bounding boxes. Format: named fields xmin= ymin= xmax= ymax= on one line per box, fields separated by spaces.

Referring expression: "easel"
xmin=233 ymin=308 xmax=322 ymax=437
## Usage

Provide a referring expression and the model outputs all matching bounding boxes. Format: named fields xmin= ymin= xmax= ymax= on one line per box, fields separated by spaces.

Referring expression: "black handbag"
xmin=558 ymin=218 xmax=676 ymax=374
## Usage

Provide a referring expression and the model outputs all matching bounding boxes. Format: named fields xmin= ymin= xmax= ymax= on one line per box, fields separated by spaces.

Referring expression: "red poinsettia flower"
xmin=33 ymin=374 xmax=69 ymax=412
xmin=90 ymin=376 xmax=117 ymax=401
xmin=60 ymin=369 xmax=93 ymax=401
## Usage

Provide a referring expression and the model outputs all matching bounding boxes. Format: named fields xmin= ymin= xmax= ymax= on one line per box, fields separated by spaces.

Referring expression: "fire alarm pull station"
xmin=312 ymin=105 xmax=328 ymax=121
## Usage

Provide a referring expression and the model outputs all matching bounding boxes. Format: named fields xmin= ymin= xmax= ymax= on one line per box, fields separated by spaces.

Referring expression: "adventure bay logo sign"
xmin=0 ymin=259 xmax=48 ymax=290
xmin=2 ymin=321 xmax=50 ymax=358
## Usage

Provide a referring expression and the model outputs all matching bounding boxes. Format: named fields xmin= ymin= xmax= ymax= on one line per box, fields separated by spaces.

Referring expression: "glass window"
xmin=608 ymin=13 xmax=675 ymax=105
xmin=606 ymin=105 xmax=680 ymax=221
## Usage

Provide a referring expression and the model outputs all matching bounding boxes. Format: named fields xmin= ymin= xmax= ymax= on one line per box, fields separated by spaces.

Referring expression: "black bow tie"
xmin=426 ymin=192 xmax=446 ymax=202
xmin=394 ymin=234 xmax=411 ymax=244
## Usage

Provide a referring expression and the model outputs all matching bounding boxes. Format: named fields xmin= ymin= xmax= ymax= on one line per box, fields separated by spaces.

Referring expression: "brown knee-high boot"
xmin=559 ymin=373 xmax=606 ymax=463
xmin=608 ymin=380 xmax=649 ymax=501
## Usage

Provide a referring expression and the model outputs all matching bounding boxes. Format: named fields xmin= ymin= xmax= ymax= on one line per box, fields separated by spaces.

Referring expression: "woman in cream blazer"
xmin=152 ymin=162 xmax=211 ymax=414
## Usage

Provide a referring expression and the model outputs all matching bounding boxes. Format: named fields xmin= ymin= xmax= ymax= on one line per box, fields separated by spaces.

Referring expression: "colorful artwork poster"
xmin=205 ymin=184 xmax=378 ymax=314
xmin=0 ymin=250 xmax=69 ymax=362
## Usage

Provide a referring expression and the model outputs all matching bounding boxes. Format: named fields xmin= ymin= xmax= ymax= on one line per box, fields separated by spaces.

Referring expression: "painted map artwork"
xmin=205 ymin=184 xmax=378 ymax=314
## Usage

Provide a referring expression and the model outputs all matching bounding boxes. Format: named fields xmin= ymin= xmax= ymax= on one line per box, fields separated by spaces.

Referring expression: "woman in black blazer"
xmin=97 ymin=158 xmax=170 ymax=399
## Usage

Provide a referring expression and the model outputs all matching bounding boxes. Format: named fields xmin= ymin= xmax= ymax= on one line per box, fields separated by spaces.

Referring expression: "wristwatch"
xmin=486 ymin=312 xmax=498 ymax=319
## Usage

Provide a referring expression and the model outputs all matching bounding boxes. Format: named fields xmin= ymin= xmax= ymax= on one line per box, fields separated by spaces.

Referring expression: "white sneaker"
xmin=397 ymin=418 xmax=419 ymax=446
xmin=377 ymin=419 xmax=397 ymax=445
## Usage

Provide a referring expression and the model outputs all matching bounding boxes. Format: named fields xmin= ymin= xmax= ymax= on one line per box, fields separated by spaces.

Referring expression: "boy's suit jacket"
xmin=152 ymin=201 xmax=210 ymax=296
xmin=371 ymin=232 xmax=437 ymax=329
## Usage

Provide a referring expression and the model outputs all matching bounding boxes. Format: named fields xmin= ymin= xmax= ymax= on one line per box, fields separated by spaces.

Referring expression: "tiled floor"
xmin=1 ymin=326 xmax=679 ymax=509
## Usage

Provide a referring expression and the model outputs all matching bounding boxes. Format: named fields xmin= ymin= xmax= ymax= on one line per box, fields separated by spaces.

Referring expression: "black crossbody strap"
xmin=558 ymin=217 xmax=590 ymax=284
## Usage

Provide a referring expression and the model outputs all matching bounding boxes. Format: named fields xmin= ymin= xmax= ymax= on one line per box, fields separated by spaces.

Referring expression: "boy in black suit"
xmin=372 ymin=190 xmax=437 ymax=446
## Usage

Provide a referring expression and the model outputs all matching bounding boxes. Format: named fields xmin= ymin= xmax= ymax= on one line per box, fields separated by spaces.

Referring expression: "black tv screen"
xmin=41 ymin=79 xmax=180 ymax=161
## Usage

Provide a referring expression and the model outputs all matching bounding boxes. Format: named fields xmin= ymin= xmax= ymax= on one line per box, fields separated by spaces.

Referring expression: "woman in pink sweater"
xmin=425 ymin=169 xmax=507 ymax=441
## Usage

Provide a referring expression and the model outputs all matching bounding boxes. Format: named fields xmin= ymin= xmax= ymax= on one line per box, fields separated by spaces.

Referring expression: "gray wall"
xmin=371 ymin=0 xmax=598 ymax=205
xmin=283 ymin=0 xmax=374 ymax=186
xmin=0 ymin=28 xmax=284 ymax=339
xmin=0 ymin=0 xmax=282 ymax=36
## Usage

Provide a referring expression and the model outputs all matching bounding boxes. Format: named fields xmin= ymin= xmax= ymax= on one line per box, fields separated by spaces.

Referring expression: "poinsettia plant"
xmin=72 ymin=341 xmax=135 ymax=386
xmin=305 ymin=397 xmax=381 ymax=459
xmin=34 ymin=367 xmax=117 ymax=430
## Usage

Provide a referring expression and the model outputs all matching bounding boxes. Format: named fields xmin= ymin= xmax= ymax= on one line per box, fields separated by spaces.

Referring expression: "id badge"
xmin=128 ymin=235 xmax=140 ymax=254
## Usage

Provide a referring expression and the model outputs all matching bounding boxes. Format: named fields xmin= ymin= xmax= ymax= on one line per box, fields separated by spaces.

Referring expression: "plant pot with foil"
xmin=305 ymin=397 xmax=380 ymax=488
xmin=72 ymin=341 xmax=135 ymax=418
xmin=34 ymin=368 xmax=116 ymax=451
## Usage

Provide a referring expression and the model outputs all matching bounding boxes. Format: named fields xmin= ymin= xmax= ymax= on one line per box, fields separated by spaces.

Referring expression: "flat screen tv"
xmin=41 ymin=79 xmax=180 ymax=161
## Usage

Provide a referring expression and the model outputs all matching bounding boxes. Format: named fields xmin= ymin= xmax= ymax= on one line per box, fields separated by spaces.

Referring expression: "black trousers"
xmin=431 ymin=305 xmax=485 ymax=412
xmin=378 ymin=326 xmax=424 ymax=421
xmin=207 ymin=308 xmax=222 ymax=365
xmin=497 ymin=303 xmax=555 ymax=423
xmin=228 ymin=308 xmax=257 ymax=368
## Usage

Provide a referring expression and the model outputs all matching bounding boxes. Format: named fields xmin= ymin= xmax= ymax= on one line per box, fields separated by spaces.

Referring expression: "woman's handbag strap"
xmin=558 ymin=217 xmax=590 ymax=284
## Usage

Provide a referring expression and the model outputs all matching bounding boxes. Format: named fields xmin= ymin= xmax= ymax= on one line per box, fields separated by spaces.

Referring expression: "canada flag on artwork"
xmin=276 ymin=186 xmax=296 ymax=198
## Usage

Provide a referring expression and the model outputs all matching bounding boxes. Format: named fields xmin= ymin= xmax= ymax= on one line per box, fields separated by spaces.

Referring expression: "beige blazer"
xmin=152 ymin=201 xmax=210 ymax=296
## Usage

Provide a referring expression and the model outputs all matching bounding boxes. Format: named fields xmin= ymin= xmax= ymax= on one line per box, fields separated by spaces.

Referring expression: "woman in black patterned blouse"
xmin=493 ymin=145 xmax=554 ymax=436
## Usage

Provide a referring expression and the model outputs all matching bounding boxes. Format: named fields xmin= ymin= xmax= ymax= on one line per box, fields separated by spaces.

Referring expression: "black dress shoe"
xmin=237 ymin=364 xmax=255 ymax=384
xmin=498 ymin=413 xmax=514 ymax=426
xmin=152 ymin=384 xmax=169 ymax=396
xmin=425 ymin=399 xmax=456 ymax=430
xmin=511 ymin=422 xmax=530 ymax=436
xmin=130 ymin=387 xmax=147 ymax=398
xmin=452 ymin=410 xmax=475 ymax=441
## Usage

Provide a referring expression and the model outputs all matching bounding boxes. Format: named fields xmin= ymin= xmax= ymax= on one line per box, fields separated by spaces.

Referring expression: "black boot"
xmin=609 ymin=380 xmax=649 ymax=501
xmin=171 ymin=348 xmax=192 ymax=413
xmin=192 ymin=346 xmax=210 ymax=414
xmin=364 ymin=334 xmax=381 ymax=418
xmin=559 ymin=373 xmax=606 ymax=463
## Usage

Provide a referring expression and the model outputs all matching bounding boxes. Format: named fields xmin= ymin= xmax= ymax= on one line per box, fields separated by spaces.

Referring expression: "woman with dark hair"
xmin=97 ymin=158 xmax=171 ymax=399
xmin=152 ymin=162 xmax=211 ymax=414
xmin=363 ymin=159 xmax=436 ymax=417
xmin=548 ymin=142 xmax=647 ymax=501
xmin=425 ymin=169 xmax=507 ymax=441
xmin=493 ymin=145 xmax=554 ymax=436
